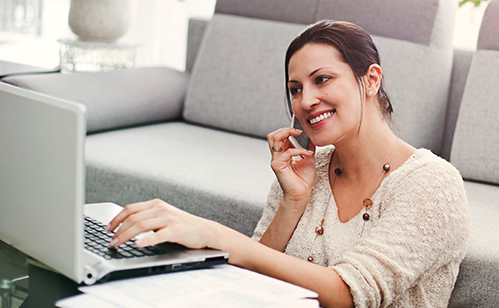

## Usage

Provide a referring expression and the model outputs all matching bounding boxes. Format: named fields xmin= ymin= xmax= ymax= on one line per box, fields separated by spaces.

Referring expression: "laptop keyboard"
xmin=84 ymin=215 xmax=166 ymax=260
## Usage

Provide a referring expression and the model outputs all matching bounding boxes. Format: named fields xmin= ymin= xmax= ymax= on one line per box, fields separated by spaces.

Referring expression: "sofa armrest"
xmin=1 ymin=67 xmax=189 ymax=133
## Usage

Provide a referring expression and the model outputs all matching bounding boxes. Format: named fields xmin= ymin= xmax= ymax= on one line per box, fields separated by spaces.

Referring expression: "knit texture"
xmin=253 ymin=147 xmax=470 ymax=307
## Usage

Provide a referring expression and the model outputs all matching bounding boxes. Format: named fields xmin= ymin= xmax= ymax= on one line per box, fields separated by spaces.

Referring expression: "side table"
xmin=58 ymin=39 xmax=138 ymax=73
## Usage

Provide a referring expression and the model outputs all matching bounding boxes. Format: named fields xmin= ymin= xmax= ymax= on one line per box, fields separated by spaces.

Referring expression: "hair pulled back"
xmin=285 ymin=20 xmax=393 ymax=120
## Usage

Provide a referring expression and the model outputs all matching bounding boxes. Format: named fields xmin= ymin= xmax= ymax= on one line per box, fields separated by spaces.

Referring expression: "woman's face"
xmin=288 ymin=43 xmax=363 ymax=147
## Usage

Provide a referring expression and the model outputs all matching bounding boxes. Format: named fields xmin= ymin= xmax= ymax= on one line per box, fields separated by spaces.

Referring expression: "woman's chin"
xmin=309 ymin=138 xmax=333 ymax=148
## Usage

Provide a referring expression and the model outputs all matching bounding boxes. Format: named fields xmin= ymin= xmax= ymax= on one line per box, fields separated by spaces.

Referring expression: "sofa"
xmin=2 ymin=0 xmax=498 ymax=306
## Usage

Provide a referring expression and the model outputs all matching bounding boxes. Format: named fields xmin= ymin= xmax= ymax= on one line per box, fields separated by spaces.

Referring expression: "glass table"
xmin=0 ymin=240 xmax=80 ymax=308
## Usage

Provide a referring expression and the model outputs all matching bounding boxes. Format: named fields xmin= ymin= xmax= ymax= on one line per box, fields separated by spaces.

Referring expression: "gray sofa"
xmin=2 ymin=0 xmax=498 ymax=306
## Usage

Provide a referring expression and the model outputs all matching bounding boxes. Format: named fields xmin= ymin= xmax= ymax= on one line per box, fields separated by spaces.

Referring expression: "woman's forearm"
xmin=259 ymin=198 xmax=308 ymax=252
xmin=212 ymin=222 xmax=354 ymax=308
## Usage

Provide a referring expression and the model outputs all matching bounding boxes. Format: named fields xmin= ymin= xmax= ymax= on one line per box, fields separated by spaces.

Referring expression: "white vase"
xmin=68 ymin=0 xmax=130 ymax=43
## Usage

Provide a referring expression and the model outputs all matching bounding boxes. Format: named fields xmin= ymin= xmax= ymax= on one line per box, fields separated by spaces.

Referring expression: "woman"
xmin=106 ymin=21 xmax=469 ymax=307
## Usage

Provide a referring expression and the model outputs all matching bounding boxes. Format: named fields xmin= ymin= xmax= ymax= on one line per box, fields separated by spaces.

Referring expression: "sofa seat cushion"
xmin=84 ymin=122 xmax=274 ymax=236
xmin=449 ymin=180 xmax=499 ymax=307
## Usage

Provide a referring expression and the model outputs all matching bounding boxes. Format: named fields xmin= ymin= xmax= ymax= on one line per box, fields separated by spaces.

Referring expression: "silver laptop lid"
xmin=0 ymin=82 xmax=86 ymax=283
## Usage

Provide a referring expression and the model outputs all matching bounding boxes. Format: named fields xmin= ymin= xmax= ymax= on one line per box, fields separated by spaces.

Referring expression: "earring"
xmin=369 ymin=90 xmax=373 ymax=95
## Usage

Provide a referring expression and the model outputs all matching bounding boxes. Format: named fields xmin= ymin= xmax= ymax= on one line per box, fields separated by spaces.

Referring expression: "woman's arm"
xmin=258 ymin=128 xmax=317 ymax=251
xmin=216 ymin=220 xmax=354 ymax=308
xmin=107 ymin=199 xmax=353 ymax=308
xmin=258 ymin=198 xmax=308 ymax=252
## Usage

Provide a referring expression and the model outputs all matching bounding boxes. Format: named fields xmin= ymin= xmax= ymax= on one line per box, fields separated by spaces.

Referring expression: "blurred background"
xmin=0 ymin=0 xmax=489 ymax=72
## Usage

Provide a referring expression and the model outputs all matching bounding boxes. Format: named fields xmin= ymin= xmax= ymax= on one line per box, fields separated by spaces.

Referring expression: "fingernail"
xmin=105 ymin=224 xmax=111 ymax=232
xmin=295 ymin=129 xmax=303 ymax=133
xmin=108 ymin=238 xmax=119 ymax=248
xmin=135 ymin=239 xmax=143 ymax=247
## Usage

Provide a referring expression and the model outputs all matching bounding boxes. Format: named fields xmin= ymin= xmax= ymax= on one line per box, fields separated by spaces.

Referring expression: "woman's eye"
xmin=289 ymin=87 xmax=302 ymax=96
xmin=315 ymin=76 xmax=330 ymax=85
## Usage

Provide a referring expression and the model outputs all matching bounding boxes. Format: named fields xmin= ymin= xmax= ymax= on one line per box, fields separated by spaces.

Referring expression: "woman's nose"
xmin=301 ymin=86 xmax=321 ymax=110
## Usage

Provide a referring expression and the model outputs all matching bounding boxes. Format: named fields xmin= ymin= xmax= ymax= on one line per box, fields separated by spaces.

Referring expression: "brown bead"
xmin=362 ymin=198 xmax=373 ymax=209
xmin=383 ymin=163 xmax=390 ymax=172
xmin=315 ymin=226 xmax=324 ymax=235
xmin=307 ymin=256 xmax=314 ymax=262
xmin=363 ymin=213 xmax=370 ymax=221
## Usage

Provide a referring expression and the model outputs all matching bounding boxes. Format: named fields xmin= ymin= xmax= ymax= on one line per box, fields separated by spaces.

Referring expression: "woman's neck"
xmin=332 ymin=119 xmax=397 ymax=182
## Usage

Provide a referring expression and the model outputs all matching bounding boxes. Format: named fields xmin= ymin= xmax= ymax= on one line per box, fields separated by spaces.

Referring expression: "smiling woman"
xmin=106 ymin=20 xmax=470 ymax=308
xmin=259 ymin=20 xmax=470 ymax=307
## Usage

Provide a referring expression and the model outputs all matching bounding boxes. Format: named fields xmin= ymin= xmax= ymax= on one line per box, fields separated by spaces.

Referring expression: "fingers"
xmin=268 ymin=127 xmax=305 ymax=154
xmin=135 ymin=228 xmax=177 ymax=248
xmin=270 ymin=147 xmax=313 ymax=167
xmin=105 ymin=200 xmax=151 ymax=233
xmin=107 ymin=199 xmax=171 ymax=248
xmin=109 ymin=216 xmax=167 ymax=248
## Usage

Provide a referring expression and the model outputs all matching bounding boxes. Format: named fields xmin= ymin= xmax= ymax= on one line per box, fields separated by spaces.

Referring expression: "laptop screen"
xmin=0 ymin=83 xmax=87 ymax=282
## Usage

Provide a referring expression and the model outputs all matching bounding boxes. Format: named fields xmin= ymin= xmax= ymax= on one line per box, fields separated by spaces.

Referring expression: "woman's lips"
xmin=308 ymin=110 xmax=335 ymax=125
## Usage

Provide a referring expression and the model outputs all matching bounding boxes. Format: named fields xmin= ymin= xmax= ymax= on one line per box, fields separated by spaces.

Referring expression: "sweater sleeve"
xmin=251 ymin=178 xmax=284 ymax=241
xmin=331 ymin=156 xmax=470 ymax=307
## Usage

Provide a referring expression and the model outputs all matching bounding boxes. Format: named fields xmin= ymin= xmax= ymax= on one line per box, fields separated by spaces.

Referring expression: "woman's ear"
xmin=365 ymin=64 xmax=382 ymax=97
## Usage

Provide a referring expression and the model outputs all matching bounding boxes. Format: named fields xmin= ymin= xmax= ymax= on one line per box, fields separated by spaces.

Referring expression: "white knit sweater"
xmin=252 ymin=147 xmax=470 ymax=307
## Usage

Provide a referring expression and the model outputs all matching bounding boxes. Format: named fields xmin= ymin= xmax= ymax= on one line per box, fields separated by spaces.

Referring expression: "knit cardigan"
xmin=252 ymin=147 xmax=470 ymax=307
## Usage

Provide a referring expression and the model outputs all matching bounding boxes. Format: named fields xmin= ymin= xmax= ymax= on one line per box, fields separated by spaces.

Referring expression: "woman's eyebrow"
xmin=288 ymin=67 xmax=334 ymax=84
xmin=309 ymin=68 xmax=322 ymax=77
xmin=309 ymin=67 xmax=333 ymax=77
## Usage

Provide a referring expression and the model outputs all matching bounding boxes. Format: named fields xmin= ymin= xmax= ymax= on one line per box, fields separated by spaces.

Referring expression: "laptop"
xmin=0 ymin=82 xmax=228 ymax=285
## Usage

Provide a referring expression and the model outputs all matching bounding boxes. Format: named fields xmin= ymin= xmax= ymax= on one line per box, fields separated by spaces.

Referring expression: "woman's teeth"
xmin=309 ymin=111 xmax=334 ymax=125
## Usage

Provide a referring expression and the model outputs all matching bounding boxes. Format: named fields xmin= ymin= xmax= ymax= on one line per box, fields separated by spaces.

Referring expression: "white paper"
xmin=63 ymin=264 xmax=318 ymax=308
xmin=56 ymin=293 xmax=120 ymax=308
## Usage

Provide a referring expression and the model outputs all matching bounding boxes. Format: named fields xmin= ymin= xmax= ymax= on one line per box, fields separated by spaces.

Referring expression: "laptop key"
xmin=84 ymin=215 xmax=166 ymax=260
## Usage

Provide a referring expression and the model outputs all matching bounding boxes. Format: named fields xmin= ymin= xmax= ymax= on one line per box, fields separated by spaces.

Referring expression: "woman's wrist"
xmin=205 ymin=219 xmax=228 ymax=251
xmin=259 ymin=197 xmax=310 ymax=251
xmin=280 ymin=194 xmax=311 ymax=217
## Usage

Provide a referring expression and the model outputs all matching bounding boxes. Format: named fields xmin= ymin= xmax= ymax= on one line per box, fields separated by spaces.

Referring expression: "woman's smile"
xmin=308 ymin=109 xmax=336 ymax=126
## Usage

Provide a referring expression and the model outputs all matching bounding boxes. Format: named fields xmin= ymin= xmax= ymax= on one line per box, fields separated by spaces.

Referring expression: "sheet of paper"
xmin=56 ymin=293 xmax=120 ymax=308
xmin=73 ymin=264 xmax=318 ymax=308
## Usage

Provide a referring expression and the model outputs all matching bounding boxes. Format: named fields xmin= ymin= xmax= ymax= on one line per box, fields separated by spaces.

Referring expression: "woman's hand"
xmin=267 ymin=127 xmax=316 ymax=205
xmin=261 ymin=127 xmax=316 ymax=251
xmin=106 ymin=199 xmax=219 ymax=249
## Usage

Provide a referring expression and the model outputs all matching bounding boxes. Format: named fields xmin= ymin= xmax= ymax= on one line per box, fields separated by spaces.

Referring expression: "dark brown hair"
xmin=285 ymin=20 xmax=393 ymax=121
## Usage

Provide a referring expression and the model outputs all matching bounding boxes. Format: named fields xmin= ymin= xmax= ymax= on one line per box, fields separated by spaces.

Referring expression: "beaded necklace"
xmin=307 ymin=137 xmax=399 ymax=263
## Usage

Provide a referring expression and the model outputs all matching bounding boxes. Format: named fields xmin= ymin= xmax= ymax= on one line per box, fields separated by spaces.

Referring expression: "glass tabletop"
xmin=0 ymin=239 xmax=80 ymax=308
xmin=0 ymin=240 xmax=29 ymax=308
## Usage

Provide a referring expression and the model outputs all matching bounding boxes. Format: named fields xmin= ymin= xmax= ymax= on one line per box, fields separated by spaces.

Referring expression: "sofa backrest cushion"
xmin=476 ymin=0 xmax=499 ymax=51
xmin=440 ymin=49 xmax=474 ymax=161
xmin=450 ymin=0 xmax=499 ymax=184
xmin=215 ymin=0 xmax=317 ymax=25
xmin=185 ymin=0 xmax=455 ymax=152
xmin=215 ymin=0 xmax=439 ymax=46
xmin=2 ymin=67 xmax=188 ymax=133
xmin=183 ymin=14 xmax=303 ymax=138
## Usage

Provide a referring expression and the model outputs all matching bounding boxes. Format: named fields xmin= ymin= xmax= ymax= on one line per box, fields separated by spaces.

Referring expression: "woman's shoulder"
xmin=401 ymin=149 xmax=462 ymax=180
xmin=389 ymin=148 xmax=466 ymax=200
